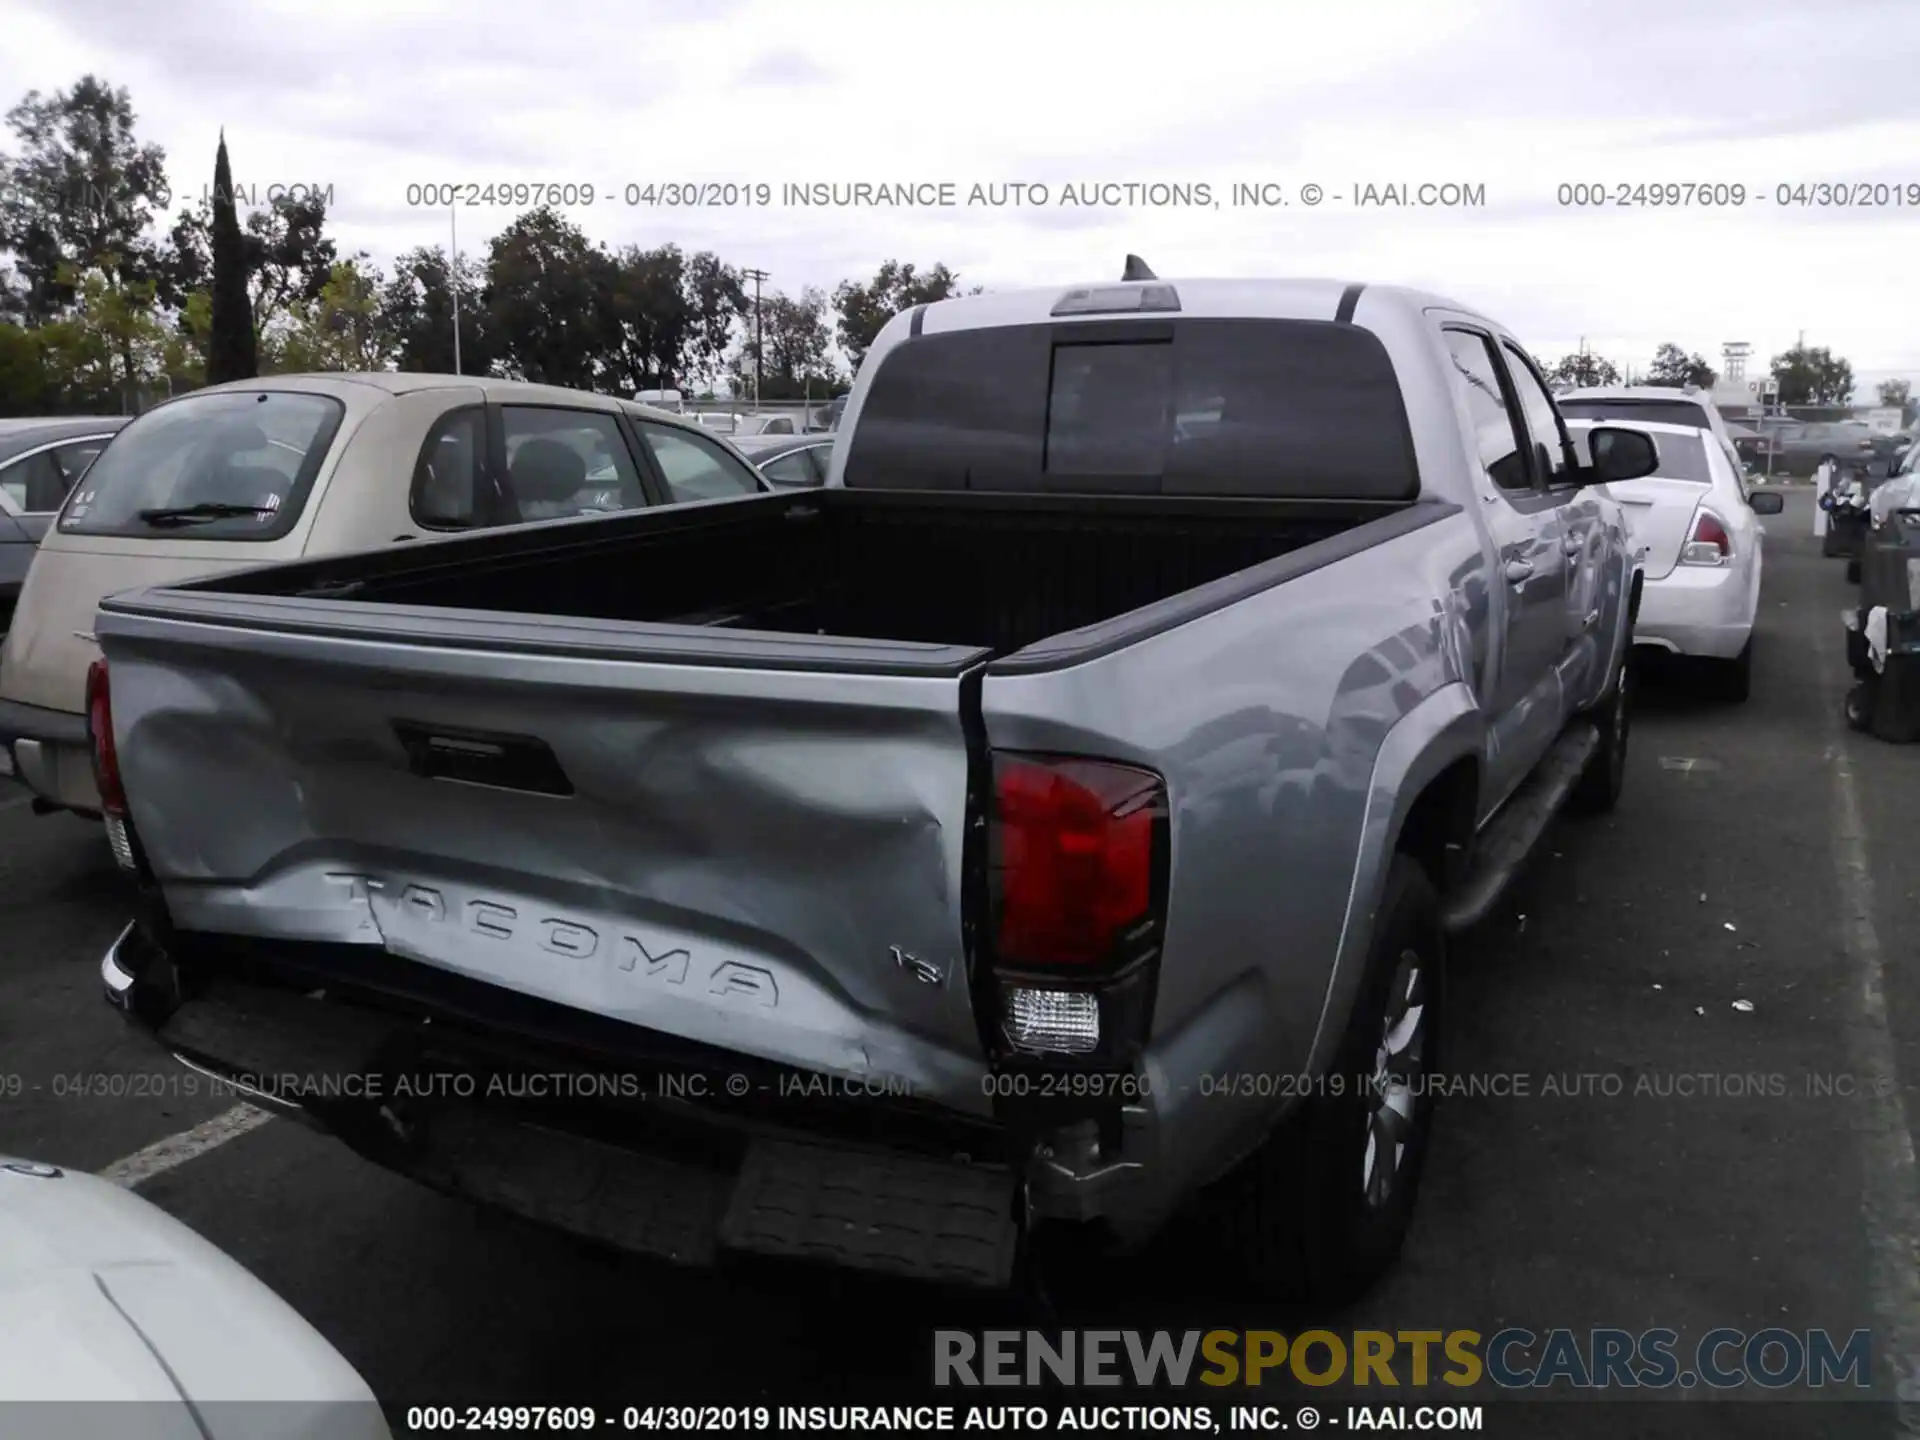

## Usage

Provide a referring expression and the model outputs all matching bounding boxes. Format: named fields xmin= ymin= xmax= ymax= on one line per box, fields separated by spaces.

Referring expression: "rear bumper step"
xmin=720 ymin=1139 xmax=1019 ymax=1288
xmin=104 ymin=944 xmax=1022 ymax=1289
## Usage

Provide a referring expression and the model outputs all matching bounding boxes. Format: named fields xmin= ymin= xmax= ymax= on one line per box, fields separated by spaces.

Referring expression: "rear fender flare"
xmin=1303 ymin=682 xmax=1482 ymax=1076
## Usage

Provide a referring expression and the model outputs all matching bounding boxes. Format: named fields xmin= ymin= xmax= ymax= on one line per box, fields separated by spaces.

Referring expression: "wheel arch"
xmin=1303 ymin=683 xmax=1481 ymax=1077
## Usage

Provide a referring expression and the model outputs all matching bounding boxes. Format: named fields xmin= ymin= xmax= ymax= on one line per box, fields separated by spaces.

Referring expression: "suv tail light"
xmin=86 ymin=658 xmax=140 ymax=872
xmin=86 ymin=659 xmax=125 ymax=817
xmin=1681 ymin=509 xmax=1732 ymax=567
xmin=986 ymin=753 xmax=1168 ymax=1061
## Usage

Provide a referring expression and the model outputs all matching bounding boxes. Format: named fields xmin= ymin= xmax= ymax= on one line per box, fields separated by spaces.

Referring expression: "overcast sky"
xmin=5 ymin=0 xmax=1918 ymax=394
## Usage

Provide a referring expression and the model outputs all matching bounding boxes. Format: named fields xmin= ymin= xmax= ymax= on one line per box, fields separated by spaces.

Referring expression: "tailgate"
xmin=97 ymin=590 xmax=995 ymax=1113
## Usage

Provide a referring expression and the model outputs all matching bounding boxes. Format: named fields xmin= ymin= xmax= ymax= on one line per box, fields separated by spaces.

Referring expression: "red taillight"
xmin=1680 ymin=509 xmax=1732 ymax=567
xmin=991 ymin=754 xmax=1165 ymax=970
xmin=86 ymin=658 xmax=127 ymax=817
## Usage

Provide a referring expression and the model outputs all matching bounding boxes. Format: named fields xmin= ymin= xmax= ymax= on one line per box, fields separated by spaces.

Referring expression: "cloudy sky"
xmin=6 ymin=0 xmax=1918 ymax=393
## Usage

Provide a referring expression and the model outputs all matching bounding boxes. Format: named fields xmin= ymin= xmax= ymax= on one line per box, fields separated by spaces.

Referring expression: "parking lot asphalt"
xmin=3 ymin=485 xmax=1917 ymax=1435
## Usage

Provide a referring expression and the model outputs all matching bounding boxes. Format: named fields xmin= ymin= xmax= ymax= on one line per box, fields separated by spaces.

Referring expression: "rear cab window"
xmin=843 ymin=318 xmax=1419 ymax=498
xmin=59 ymin=391 xmax=344 ymax=540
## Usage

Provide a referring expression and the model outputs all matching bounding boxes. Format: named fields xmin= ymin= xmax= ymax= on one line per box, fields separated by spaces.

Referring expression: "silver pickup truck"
xmin=98 ymin=271 xmax=1659 ymax=1303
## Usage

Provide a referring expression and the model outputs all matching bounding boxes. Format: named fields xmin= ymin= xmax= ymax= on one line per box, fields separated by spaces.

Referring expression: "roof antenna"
xmin=1122 ymin=254 xmax=1157 ymax=282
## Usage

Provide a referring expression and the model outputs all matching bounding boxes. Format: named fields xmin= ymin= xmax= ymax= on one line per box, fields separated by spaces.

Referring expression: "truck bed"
xmin=96 ymin=483 xmax=1451 ymax=1142
xmin=178 ymin=488 xmax=1414 ymax=665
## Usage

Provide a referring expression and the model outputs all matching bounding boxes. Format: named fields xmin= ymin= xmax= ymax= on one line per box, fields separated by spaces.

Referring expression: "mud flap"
xmin=718 ymin=1139 xmax=1020 ymax=1289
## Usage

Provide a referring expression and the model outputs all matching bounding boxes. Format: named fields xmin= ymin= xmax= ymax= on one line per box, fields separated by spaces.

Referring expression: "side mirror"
xmin=1587 ymin=425 xmax=1660 ymax=484
xmin=1749 ymin=491 xmax=1785 ymax=515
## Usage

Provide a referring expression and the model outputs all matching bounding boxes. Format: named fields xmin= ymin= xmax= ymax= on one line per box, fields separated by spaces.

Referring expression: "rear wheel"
xmin=1846 ymin=680 xmax=1877 ymax=732
xmin=1200 ymin=855 xmax=1443 ymax=1304
xmin=1705 ymin=637 xmax=1753 ymax=704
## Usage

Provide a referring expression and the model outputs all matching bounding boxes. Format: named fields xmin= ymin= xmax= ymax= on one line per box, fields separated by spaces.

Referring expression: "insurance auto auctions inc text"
xmin=767 ymin=181 xmax=1485 ymax=209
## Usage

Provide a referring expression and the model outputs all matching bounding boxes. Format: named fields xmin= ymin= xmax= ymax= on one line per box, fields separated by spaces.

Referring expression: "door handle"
xmin=1505 ymin=559 xmax=1535 ymax=585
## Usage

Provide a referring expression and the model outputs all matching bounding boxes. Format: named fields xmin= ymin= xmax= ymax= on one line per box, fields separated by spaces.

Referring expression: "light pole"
xmin=449 ymin=204 xmax=462 ymax=376
xmin=740 ymin=267 xmax=770 ymax=407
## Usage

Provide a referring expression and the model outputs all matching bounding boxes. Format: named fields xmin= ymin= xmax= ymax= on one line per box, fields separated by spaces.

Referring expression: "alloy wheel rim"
xmin=1363 ymin=947 xmax=1427 ymax=1210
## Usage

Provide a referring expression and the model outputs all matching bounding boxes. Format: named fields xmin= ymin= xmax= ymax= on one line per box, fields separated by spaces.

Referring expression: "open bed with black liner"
xmin=170 ymin=482 xmax=1431 ymax=666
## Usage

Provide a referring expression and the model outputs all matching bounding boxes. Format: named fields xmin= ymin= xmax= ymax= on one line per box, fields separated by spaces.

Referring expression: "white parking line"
xmin=1824 ymin=650 xmax=1920 ymax=1429
xmin=97 ymin=1104 xmax=275 ymax=1188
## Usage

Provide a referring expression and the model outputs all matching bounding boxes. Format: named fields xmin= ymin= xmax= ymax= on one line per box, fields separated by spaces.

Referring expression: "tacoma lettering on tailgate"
xmin=323 ymin=873 xmax=779 ymax=1008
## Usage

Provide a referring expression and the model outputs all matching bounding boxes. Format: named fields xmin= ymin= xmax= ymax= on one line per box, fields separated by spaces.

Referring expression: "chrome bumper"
xmin=101 ymin=922 xmax=138 ymax=1006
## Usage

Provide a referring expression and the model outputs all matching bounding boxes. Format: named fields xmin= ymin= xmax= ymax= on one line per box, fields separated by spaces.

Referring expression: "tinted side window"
xmin=1 ymin=451 xmax=63 ymax=513
xmin=411 ymin=408 xmax=488 ymax=529
xmin=1442 ymin=330 xmax=1530 ymax=491
xmin=635 ymin=423 xmax=763 ymax=503
xmin=1501 ymin=344 xmax=1575 ymax=486
xmin=502 ymin=407 xmax=647 ymax=525
xmin=48 ymin=440 xmax=109 ymax=503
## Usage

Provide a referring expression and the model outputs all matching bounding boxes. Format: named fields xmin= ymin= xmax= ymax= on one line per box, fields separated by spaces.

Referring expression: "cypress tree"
xmin=207 ymin=131 xmax=257 ymax=382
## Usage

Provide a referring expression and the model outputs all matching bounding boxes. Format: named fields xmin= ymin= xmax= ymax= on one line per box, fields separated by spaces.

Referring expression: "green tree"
xmin=161 ymin=288 xmax=211 ymax=391
xmin=1645 ymin=342 xmax=1716 ymax=389
xmin=682 ymin=252 xmax=745 ymax=396
xmin=831 ymin=260 xmax=966 ymax=375
xmin=482 ymin=207 xmax=612 ymax=389
xmin=0 ymin=76 xmax=170 ymax=324
xmin=207 ymin=134 xmax=256 ymax=382
xmin=1876 ymin=378 xmax=1911 ymax=409
xmin=733 ymin=286 xmax=837 ymax=399
xmin=601 ymin=244 xmax=691 ymax=393
xmin=0 ymin=322 xmax=55 ymax=414
xmin=379 ymin=245 xmax=488 ymax=374
xmin=267 ymin=260 xmax=389 ymax=373
xmin=1545 ymin=350 xmax=1621 ymax=390
xmin=1769 ymin=343 xmax=1853 ymax=406
xmin=36 ymin=262 xmax=171 ymax=409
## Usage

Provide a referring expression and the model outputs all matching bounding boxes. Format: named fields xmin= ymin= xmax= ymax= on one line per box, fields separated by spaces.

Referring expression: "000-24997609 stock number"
xmin=403 ymin=1405 xmax=776 ymax=1432
xmin=403 ymin=182 xmax=778 ymax=207
xmin=1558 ymin=180 xmax=1920 ymax=207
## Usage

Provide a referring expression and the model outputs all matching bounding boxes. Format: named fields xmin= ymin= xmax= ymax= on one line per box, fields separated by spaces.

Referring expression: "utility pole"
xmin=740 ymin=267 xmax=770 ymax=406
xmin=449 ymin=204 xmax=463 ymax=376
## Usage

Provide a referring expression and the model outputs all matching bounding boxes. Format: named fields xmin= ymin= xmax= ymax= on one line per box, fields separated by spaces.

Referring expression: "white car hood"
xmin=0 ymin=1158 xmax=389 ymax=1440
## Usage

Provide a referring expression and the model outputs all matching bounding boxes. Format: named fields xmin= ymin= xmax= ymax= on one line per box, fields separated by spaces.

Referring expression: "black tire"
xmin=1198 ymin=855 xmax=1444 ymax=1305
xmin=1568 ymin=651 xmax=1631 ymax=814
xmin=1705 ymin=638 xmax=1753 ymax=704
xmin=1846 ymin=680 xmax=1877 ymax=733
